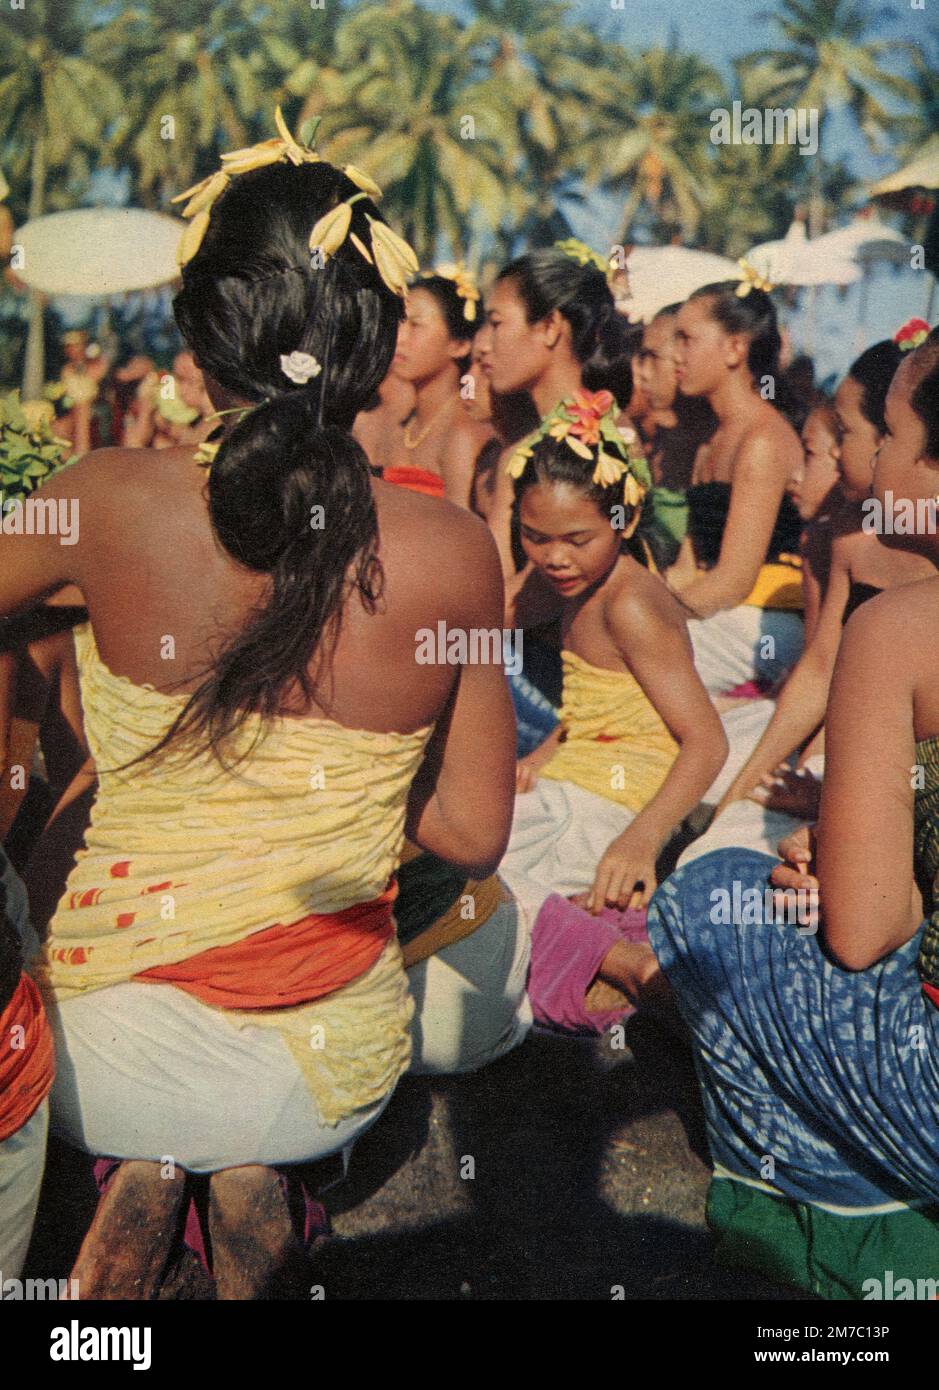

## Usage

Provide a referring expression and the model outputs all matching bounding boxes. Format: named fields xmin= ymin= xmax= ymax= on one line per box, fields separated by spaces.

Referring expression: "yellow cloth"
xmin=743 ymin=556 xmax=803 ymax=611
xmin=42 ymin=624 xmax=434 ymax=1125
xmin=540 ymin=650 xmax=678 ymax=812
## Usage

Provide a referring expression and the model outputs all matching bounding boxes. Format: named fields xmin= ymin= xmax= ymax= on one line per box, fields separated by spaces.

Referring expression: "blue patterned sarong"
xmin=648 ymin=848 xmax=939 ymax=1297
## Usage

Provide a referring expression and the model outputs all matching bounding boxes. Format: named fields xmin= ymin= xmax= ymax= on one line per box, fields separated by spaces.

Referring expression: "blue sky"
xmin=436 ymin=0 xmax=927 ymax=181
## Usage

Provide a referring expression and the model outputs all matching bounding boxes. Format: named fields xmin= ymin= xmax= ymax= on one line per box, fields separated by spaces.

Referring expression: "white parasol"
xmin=619 ymin=245 xmax=741 ymax=323
xmin=12 ymin=207 xmax=185 ymax=297
xmin=746 ymin=220 xmax=860 ymax=287
xmin=869 ymin=136 xmax=939 ymax=197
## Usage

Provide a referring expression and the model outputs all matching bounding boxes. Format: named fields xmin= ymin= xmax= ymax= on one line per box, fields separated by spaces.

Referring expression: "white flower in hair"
xmin=617 ymin=424 xmax=637 ymax=445
xmin=280 ymin=351 xmax=322 ymax=385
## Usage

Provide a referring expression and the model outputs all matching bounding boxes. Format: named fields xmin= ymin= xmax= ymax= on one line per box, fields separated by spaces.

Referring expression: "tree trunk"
xmin=22 ymin=133 xmax=47 ymax=401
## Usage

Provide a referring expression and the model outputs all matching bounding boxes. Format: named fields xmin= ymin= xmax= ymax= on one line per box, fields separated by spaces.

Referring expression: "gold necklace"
xmin=403 ymin=397 xmax=456 ymax=450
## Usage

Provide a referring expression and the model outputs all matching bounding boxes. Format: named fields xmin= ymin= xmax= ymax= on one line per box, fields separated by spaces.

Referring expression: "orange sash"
xmin=136 ymin=881 xmax=398 ymax=1010
xmin=383 ymin=465 xmax=446 ymax=498
xmin=0 ymin=974 xmax=55 ymax=1143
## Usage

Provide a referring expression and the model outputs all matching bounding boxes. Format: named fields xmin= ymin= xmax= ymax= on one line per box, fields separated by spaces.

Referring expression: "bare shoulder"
xmin=373 ymin=478 xmax=502 ymax=594
xmin=41 ymin=445 xmax=200 ymax=502
xmin=448 ymin=413 xmax=497 ymax=456
xmin=605 ymin=558 xmax=685 ymax=648
xmin=842 ymin=574 xmax=939 ymax=666
xmin=739 ymin=404 xmax=801 ymax=468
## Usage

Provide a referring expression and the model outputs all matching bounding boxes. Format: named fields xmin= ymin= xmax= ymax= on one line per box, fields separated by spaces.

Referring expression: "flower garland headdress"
xmin=506 ymin=388 xmax=651 ymax=514
xmin=894 ymin=317 xmax=931 ymax=353
xmin=427 ymin=261 xmax=481 ymax=322
xmin=172 ymin=107 xmax=418 ymax=296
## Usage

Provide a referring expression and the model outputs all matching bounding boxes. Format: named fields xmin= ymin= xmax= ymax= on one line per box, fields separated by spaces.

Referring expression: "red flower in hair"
xmin=894 ymin=318 xmax=931 ymax=352
xmin=565 ymin=388 xmax=614 ymax=445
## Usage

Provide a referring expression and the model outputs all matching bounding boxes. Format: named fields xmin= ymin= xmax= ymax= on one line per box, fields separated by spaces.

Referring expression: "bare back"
xmin=2 ymin=445 xmax=500 ymax=737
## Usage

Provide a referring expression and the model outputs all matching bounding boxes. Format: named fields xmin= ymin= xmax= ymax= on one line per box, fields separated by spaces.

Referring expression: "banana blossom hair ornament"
xmin=429 ymin=261 xmax=481 ymax=322
xmin=735 ymin=258 xmax=775 ymax=298
xmin=506 ymin=388 xmax=651 ymax=526
xmin=172 ymin=107 xmax=419 ymax=297
xmin=553 ymin=238 xmax=610 ymax=275
xmin=895 ymin=317 xmax=931 ymax=353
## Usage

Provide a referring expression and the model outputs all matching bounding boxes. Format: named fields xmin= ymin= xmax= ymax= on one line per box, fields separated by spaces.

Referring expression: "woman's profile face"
xmin=834 ymin=375 xmax=882 ymax=498
xmin=392 ymin=287 xmax=463 ymax=386
xmin=673 ymin=298 xmax=730 ymax=399
xmin=790 ymin=409 xmax=841 ymax=519
xmin=871 ymin=357 xmax=936 ymax=538
xmin=476 ymin=278 xmax=553 ymax=396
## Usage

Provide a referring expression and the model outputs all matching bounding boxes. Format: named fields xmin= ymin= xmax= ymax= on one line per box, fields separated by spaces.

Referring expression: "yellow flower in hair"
xmin=548 ymin=417 xmax=572 ymax=441
xmin=171 ymin=170 xmax=231 ymax=220
xmin=177 ymin=209 xmax=211 ymax=267
xmin=310 ymin=201 xmax=354 ymax=258
xmin=343 ymin=165 xmax=383 ymax=200
xmin=623 ymin=472 xmax=646 ymax=508
xmin=367 ymin=215 xmax=420 ymax=296
xmin=565 ymin=435 xmax=594 ymax=460
xmin=349 ymin=231 xmax=374 ymax=264
xmin=220 ymin=108 xmax=320 ymax=176
xmin=434 ymin=261 xmax=481 ymax=322
xmin=506 ymin=444 xmax=534 ymax=478
xmin=274 ymin=105 xmax=318 ymax=167
xmin=736 ymin=258 xmax=774 ymax=297
xmin=593 ymin=450 xmax=628 ymax=488
xmin=194 ymin=439 xmax=221 ymax=468
xmin=220 ymin=138 xmax=290 ymax=177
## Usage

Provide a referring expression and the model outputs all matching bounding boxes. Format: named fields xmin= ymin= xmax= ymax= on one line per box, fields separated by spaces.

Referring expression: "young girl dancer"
xmin=495 ymin=390 xmax=727 ymax=1022
xmin=667 ymin=277 xmax=804 ymax=694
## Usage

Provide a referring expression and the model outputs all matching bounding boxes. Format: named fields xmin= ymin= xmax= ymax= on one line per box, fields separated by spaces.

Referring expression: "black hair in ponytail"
xmin=155 ymin=159 xmax=403 ymax=766
xmin=496 ymin=250 xmax=632 ymax=405
xmin=688 ymin=281 xmax=781 ymax=386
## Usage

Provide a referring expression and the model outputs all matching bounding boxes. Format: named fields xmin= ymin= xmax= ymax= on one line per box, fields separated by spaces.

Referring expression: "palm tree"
xmin=468 ymin=0 xmax=604 ymax=251
xmin=0 ymin=0 xmax=123 ymax=395
xmin=741 ymin=0 xmax=916 ymax=235
xmin=585 ymin=39 xmax=728 ymax=245
xmin=313 ymin=1 xmax=521 ymax=265
xmin=88 ymin=0 xmax=259 ymax=209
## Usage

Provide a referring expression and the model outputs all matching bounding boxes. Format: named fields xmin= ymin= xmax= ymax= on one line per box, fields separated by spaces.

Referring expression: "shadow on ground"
xmin=25 ymin=1020 xmax=808 ymax=1300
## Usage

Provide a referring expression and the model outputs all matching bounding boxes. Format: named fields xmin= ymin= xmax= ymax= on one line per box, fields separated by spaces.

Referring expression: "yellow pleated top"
xmin=41 ymin=624 xmax=434 ymax=1125
xmin=540 ymin=650 xmax=678 ymax=812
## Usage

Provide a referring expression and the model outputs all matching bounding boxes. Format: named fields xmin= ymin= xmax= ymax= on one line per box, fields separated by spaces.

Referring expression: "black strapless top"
xmin=685 ymin=481 xmax=802 ymax=569
xmin=841 ymin=581 xmax=883 ymax=627
xmin=0 ymin=605 xmax=89 ymax=654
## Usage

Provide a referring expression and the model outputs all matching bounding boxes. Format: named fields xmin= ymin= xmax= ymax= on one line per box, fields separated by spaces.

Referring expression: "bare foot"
xmin=68 ymin=1159 xmax=187 ymax=1300
xmin=596 ymin=940 xmax=662 ymax=1005
xmin=584 ymin=977 xmax=631 ymax=1015
xmin=209 ymin=1165 xmax=307 ymax=1300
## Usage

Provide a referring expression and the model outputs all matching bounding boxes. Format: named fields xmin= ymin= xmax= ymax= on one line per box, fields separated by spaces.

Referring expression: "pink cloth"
xmin=527 ymin=893 xmax=649 ymax=1036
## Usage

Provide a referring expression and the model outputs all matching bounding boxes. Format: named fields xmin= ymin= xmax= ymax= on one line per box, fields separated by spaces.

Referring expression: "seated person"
xmin=647 ymin=327 xmax=939 ymax=1299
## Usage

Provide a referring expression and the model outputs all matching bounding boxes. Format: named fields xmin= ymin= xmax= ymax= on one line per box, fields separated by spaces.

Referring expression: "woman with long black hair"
xmin=1 ymin=117 xmax=517 ymax=1298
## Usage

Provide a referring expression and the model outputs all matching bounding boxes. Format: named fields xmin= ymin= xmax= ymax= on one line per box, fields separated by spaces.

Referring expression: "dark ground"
xmin=24 ymin=1017 xmax=810 ymax=1301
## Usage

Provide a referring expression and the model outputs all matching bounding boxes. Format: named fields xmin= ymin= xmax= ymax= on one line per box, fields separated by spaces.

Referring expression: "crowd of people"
xmin=1 ymin=115 xmax=937 ymax=1301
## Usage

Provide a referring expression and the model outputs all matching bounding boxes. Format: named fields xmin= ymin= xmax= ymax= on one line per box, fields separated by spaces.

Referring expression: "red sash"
xmin=0 ymin=974 xmax=55 ymax=1142
xmin=136 ymin=881 xmax=398 ymax=1009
